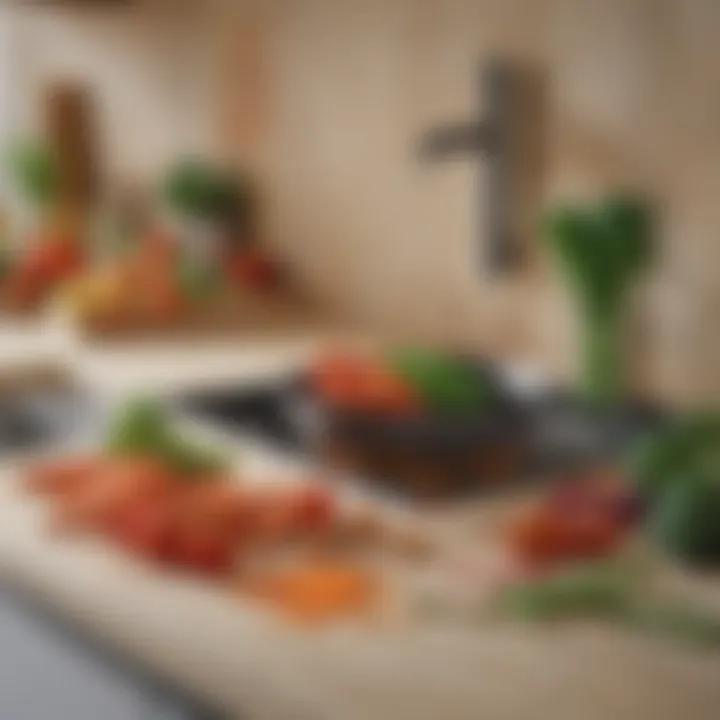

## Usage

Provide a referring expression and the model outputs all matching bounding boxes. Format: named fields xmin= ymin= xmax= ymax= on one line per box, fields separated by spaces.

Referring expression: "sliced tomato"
xmin=113 ymin=496 xmax=176 ymax=560
xmin=226 ymin=248 xmax=279 ymax=291
xmin=169 ymin=522 xmax=237 ymax=575
xmin=287 ymin=485 xmax=336 ymax=532
xmin=309 ymin=351 xmax=418 ymax=414
xmin=180 ymin=481 xmax=252 ymax=538
xmin=25 ymin=455 xmax=102 ymax=496
xmin=355 ymin=365 xmax=418 ymax=414
xmin=507 ymin=504 xmax=621 ymax=567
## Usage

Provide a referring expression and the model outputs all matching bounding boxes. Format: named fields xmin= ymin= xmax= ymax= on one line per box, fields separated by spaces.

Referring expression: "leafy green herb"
xmin=158 ymin=435 xmax=227 ymax=478
xmin=650 ymin=472 xmax=720 ymax=566
xmin=6 ymin=138 xmax=58 ymax=209
xmin=389 ymin=348 xmax=488 ymax=414
xmin=626 ymin=413 xmax=720 ymax=566
xmin=164 ymin=158 xmax=253 ymax=231
xmin=498 ymin=560 xmax=638 ymax=621
xmin=543 ymin=193 xmax=654 ymax=404
xmin=498 ymin=559 xmax=720 ymax=651
xmin=628 ymin=414 xmax=720 ymax=500
xmin=105 ymin=397 xmax=168 ymax=456
xmin=104 ymin=396 xmax=228 ymax=479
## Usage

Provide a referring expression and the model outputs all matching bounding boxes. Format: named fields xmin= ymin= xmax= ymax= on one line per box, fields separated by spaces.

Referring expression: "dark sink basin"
xmin=173 ymin=371 xmax=666 ymax=500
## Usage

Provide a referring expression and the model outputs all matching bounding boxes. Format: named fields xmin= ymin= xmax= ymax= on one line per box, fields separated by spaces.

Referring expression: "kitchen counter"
xmin=0 ymin=317 xmax=719 ymax=720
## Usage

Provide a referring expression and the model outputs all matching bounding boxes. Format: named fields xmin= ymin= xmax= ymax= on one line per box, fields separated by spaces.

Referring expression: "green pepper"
xmin=389 ymin=348 xmax=488 ymax=414
xmin=628 ymin=413 xmax=720 ymax=501
xmin=650 ymin=470 xmax=720 ymax=566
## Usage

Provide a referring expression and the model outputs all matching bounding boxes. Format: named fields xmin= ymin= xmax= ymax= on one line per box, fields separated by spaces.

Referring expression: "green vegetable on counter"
xmin=627 ymin=413 xmax=720 ymax=566
xmin=105 ymin=396 xmax=228 ymax=479
xmin=499 ymin=559 xmax=720 ymax=651
xmin=543 ymin=193 xmax=654 ymax=405
xmin=164 ymin=158 xmax=254 ymax=233
xmin=389 ymin=348 xmax=489 ymax=414
xmin=105 ymin=397 xmax=167 ymax=456
xmin=650 ymin=470 xmax=720 ymax=566
xmin=629 ymin=413 xmax=720 ymax=500
xmin=6 ymin=138 xmax=58 ymax=209
xmin=498 ymin=560 xmax=638 ymax=621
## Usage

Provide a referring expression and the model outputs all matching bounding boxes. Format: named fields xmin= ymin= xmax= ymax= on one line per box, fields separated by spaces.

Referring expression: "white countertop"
xmin=1 ymin=317 xmax=719 ymax=720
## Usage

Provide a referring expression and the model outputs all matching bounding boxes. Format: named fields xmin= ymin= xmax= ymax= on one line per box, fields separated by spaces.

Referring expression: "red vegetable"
xmin=227 ymin=248 xmax=280 ymax=291
xmin=287 ymin=486 xmax=335 ymax=532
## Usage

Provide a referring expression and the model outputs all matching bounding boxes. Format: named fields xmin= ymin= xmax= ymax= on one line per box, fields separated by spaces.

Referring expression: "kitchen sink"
xmin=173 ymin=373 xmax=666 ymax=499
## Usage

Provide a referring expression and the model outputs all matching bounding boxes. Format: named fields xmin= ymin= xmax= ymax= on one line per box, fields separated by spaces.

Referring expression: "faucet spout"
xmin=417 ymin=120 xmax=495 ymax=161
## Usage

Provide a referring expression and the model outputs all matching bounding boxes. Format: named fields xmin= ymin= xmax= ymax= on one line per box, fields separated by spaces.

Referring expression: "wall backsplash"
xmin=212 ymin=0 xmax=720 ymax=406
xmin=11 ymin=1 xmax=215 ymax=183
xmin=12 ymin=0 xmax=720 ymax=405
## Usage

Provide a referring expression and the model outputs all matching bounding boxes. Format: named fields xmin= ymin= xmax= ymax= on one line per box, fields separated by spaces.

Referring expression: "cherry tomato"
xmin=355 ymin=366 xmax=418 ymax=414
xmin=113 ymin=497 xmax=175 ymax=560
xmin=507 ymin=505 xmax=620 ymax=567
xmin=181 ymin=482 xmax=252 ymax=539
xmin=25 ymin=455 xmax=102 ymax=496
xmin=292 ymin=487 xmax=336 ymax=531
xmin=169 ymin=522 xmax=237 ymax=574
xmin=227 ymin=248 xmax=279 ymax=290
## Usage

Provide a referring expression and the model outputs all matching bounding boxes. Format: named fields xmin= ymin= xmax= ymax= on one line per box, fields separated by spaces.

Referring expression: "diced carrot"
xmin=246 ymin=560 xmax=377 ymax=623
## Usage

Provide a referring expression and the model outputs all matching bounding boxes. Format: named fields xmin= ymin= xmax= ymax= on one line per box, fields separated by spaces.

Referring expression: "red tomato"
xmin=24 ymin=240 xmax=84 ymax=283
xmin=180 ymin=482 xmax=252 ymax=538
xmin=4 ymin=266 xmax=45 ymax=308
xmin=355 ymin=366 xmax=418 ymax=414
xmin=227 ymin=248 xmax=279 ymax=291
xmin=25 ymin=455 xmax=102 ymax=496
xmin=292 ymin=487 xmax=336 ymax=530
xmin=309 ymin=351 xmax=418 ymax=414
xmin=169 ymin=522 xmax=237 ymax=574
xmin=309 ymin=351 xmax=369 ymax=406
xmin=113 ymin=497 xmax=175 ymax=560
xmin=247 ymin=484 xmax=332 ymax=542
xmin=507 ymin=504 xmax=621 ymax=568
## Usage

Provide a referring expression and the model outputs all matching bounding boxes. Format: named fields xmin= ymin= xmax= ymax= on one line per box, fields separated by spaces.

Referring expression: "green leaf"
xmin=105 ymin=397 xmax=168 ymax=455
xmin=164 ymin=158 xmax=253 ymax=230
xmin=498 ymin=560 xmax=638 ymax=621
xmin=628 ymin=413 xmax=720 ymax=500
xmin=650 ymin=472 xmax=720 ymax=565
xmin=595 ymin=194 xmax=654 ymax=282
xmin=6 ymin=138 xmax=58 ymax=208
xmin=543 ymin=192 xmax=655 ymax=403
xmin=104 ymin=396 xmax=229 ymax=479
xmin=389 ymin=348 xmax=488 ymax=413
xmin=158 ymin=435 xmax=228 ymax=478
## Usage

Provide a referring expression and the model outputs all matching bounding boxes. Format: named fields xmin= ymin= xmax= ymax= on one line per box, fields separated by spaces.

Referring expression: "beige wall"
xmin=11 ymin=0 xmax=216 ymax=183
xmin=11 ymin=0 xmax=720 ymax=404
xmin=214 ymin=0 xmax=720 ymax=405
